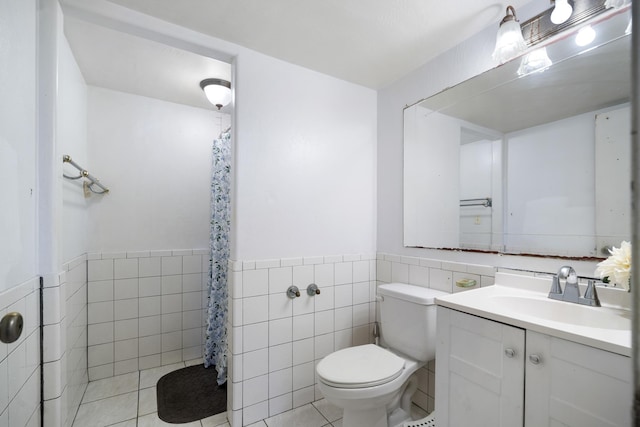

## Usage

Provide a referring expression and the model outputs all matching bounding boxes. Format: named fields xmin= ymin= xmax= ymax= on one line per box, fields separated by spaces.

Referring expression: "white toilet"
xmin=316 ymin=283 xmax=446 ymax=427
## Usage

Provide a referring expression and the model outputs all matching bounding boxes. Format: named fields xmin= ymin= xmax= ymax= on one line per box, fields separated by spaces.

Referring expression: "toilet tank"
xmin=378 ymin=283 xmax=448 ymax=362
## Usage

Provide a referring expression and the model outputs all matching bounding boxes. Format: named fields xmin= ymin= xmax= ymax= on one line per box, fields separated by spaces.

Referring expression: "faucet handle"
xmin=581 ymin=280 xmax=601 ymax=307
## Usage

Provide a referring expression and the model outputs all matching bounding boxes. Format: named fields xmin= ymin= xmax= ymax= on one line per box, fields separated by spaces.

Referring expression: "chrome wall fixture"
xmin=62 ymin=155 xmax=109 ymax=195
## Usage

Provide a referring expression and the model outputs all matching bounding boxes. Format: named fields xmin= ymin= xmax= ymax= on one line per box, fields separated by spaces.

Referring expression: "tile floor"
xmin=71 ymin=360 xmax=428 ymax=427
xmin=70 ymin=359 xmax=343 ymax=427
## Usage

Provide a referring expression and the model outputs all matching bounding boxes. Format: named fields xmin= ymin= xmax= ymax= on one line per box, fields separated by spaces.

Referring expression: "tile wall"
xmin=86 ymin=249 xmax=209 ymax=380
xmin=0 ymin=276 xmax=41 ymax=427
xmin=227 ymin=254 xmax=378 ymax=426
xmin=43 ymin=255 xmax=89 ymax=427
xmin=376 ymin=252 xmax=496 ymax=413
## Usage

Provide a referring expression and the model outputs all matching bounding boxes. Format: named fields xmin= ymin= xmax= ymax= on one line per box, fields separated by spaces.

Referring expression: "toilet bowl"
xmin=316 ymin=283 xmax=446 ymax=427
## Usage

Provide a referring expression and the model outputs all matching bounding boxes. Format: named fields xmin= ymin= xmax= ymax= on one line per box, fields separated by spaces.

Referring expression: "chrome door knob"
xmin=504 ymin=348 xmax=516 ymax=358
xmin=529 ymin=354 xmax=542 ymax=365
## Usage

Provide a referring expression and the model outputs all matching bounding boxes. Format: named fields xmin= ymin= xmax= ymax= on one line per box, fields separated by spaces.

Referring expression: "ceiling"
xmin=62 ymin=0 xmax=533 ymax=109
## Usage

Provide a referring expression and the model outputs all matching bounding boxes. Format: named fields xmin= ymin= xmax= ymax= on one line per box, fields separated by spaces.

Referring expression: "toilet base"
xmin=342 ymin=406 xmax=388 ymax=427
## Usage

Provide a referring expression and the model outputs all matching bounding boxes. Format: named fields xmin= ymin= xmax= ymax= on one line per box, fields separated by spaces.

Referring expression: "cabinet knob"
xmin=529 ymin=354 xmax=542 ymax=365
xmin=504 ymin=348 xmax=516 ymax=358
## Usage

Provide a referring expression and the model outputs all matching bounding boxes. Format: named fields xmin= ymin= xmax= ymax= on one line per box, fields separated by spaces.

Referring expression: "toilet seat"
xmin=317 ymin=344 xmax=405 ymax=389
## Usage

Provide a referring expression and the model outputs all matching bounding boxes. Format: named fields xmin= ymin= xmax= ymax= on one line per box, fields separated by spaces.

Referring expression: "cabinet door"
xmin=436 ymin=307 xmax=525 ymax=427
xmin=525 ymin=331 xmax=632 ymax=427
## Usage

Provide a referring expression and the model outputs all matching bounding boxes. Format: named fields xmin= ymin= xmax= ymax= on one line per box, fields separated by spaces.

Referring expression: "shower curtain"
xmin=204 ymin=129 xmax=231 ymax=385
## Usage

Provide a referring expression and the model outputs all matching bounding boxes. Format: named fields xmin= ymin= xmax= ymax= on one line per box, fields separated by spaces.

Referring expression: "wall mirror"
xmin=403 ymin=8 xmax=631 ymax=258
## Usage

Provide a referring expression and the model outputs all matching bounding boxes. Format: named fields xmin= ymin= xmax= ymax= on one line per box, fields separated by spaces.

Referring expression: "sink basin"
xmin=490 ymin=294 xmax=631 ymax=330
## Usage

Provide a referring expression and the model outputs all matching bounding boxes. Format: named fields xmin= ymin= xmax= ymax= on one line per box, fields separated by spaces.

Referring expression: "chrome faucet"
xmin=548 ymin=265 xmax=600 ymax=307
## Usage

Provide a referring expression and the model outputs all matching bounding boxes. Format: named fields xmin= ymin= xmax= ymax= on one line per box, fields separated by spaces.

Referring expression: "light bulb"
xmin=492 ymin=7 xmax=526 ymax=64
xmin=518 ymin=48 xmax=553 ymax=76
xmin=575 ymin=25 xmax=596 ymax=46
xmin=551 ymin=0 xmax=573 ymax=24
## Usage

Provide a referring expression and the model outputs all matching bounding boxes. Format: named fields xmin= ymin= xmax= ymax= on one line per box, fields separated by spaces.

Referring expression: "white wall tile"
xmin=353 ymin=303 xmax=369 ymax=327
xmin=161 ymin=294 xmax=182 ymax=314
xmin=353 ymin=261 xmax=370 ymax=283
xmin=161 ymin=275 xmax=182 ymax=295
xmin=352 ymin=282 xmax=369 ymax=305
xmin=429 ymin=269 xmax=453 ymax=293
xmin=182 ymin=311 xmax=201 ymax=331
xmin=115 ymin=358 xmax=138 ymax=375
xmin=243 ymin=323 xmax=268 ymax=353
xmin=314 ymin=264 xmax=334 ymax=287
xmin=182 ymin=274 xmax=202 ymax=293
xmin=88 ymin=260 xmax=114 ymax=281
xmin=139 ymin=277 xmax=161 ymax=297
xmin=268 ymin=343 xmax=292 ymax=372
xmin=161 ymin=313 xmax=182 ymax=333
xmin=268 ymin=318 xmax=292 ymax=347
xmin=139 ymin=257 xmax=161 ymax=278
xmin=139 ymin=335 xmax=160 ymax=357
xmin=292 ymin=293 xmax=314 ymax=316
xmin=292 ymin=338 xmax=314 ymax=366
xmin=183 ymin=255 xmax=202 ymax=274
xmin=292 ymin=314 xmax=314 ymax=341
xmin=115 ymin=259 xmax=138 ymax=280
xmin=182 ymin=292 xmax=201 ymax=312
xmin=292 ymin=362 xmax=314 ymax=390
xmin=268 ymin=294 xmax=292 ymax=320
xmin=88 ymin=280 xmax=113 ymax=303
xmin=114 ymin=279 xmax=138 ymax=300
xmin=161 ymin=256 xmax=183 ymax=276
xmin=139 ymin=316 xmax=161 ymax=337
xmin=115 ymin=319 xmax=138 ymax=341
xmin=88 ymin=302 xmax=114 ymax=324
xmin=409 ymin=265 xmax=430 ymax=287
xmin=161 ymin=331 xmax=182 ymax=352
xmin=335 ymin=329 xmax=352 ymax=351
xmin=243 ymin=269 xmax=269 ymax=297
xmin=115 ymin=299 xmax=138 ymax=321
xmin=243 ymin=401 xmax=269 ymax=426
xmin=334 ymin=284 xmax=353 ymax=308
xmin=269 ymin=393 xmax=293 ymax=417
xmin=314 ymin=333 xmax=334 ymax=360
xmin=243 ymin=296 xmax=269 ymax=325
xmin=243 ymin=375 xmax=269 ymax=407
xmin=313 ymin=286 xmax=334 ymax=312
xmin=243 ymin=348 xmax=269 ymax=380
xmin=88 ymin=343 xmax=114 ymax=367
xmin=334 ymin=262 xmax=353 ymax=285
xmin=314 ymin=311 xmax=334 ymax=336
xmin=182 ymin=328 xmax=201 ymax=348
xmin=88 ymin=323 xmax=114 ymax=346
xmin=268 ymin=368 xmax=292 ymax=398
xmin=115 ymin=339 xmax=138 ymax=361
xmin=334 ymin=306 xmax=352 ymax=331
xmin=292 ymin=265 xmax=313 ymax=288
xmin=268 ymin=267 xmax=292 ymax=294
xmin=292 ymin=386 xmax=314 ymax=408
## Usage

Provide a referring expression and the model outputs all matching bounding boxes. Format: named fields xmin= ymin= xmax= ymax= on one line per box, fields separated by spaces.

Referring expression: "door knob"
xmin=529 ymin=354 xmax=542 ymax=365
xmin=504 ymin=348 xmax=516 ymax=358
xmin=0 ymin=312 xmax=24 ymax=344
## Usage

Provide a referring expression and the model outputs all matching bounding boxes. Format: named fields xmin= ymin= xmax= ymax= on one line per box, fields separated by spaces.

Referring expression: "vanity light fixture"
xmin=604 ymin=0 xmax=631 ymax=9
xmin=199 ymin=78 xmax=231 ymax=110
xmin=517 ymin=47 xmax=553 ymax=76
xmin=550 ymin=0 xmax=573 ymax=24
xmin=492 ymin=6 xmax=527 ymax=64
xmin=575 ymin=25 xmax=596 ymax=45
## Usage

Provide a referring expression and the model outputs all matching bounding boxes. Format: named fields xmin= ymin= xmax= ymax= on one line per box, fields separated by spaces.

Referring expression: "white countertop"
xmin=435 ymin=272 xmax=632 ymax=357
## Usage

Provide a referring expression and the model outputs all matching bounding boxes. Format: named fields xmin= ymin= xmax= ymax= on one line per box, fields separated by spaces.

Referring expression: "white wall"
xmin=233 ymin=51 xmax=378 ymax=261
xmin=86 ymin=87 xmax=229 ymax=252
xmin=0 ymin=0 xmax=37 ymax=293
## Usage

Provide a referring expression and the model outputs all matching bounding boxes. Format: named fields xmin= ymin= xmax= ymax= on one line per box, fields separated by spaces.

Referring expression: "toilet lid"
xmin=317 ymin=344 xmax=405 ymax=388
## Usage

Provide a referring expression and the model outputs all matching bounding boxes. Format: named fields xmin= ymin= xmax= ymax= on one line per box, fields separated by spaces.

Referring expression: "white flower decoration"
xmin=595 ymin=241 xmax=631 ymax=291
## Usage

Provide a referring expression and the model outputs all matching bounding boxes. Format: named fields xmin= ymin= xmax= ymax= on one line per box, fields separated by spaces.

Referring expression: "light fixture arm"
xmin=500 ymin=5 xmax=519 ymax=25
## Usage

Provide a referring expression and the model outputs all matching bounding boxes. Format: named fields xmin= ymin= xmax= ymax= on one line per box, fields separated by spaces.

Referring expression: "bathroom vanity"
xmin=434 ymin=273 xmax=632 ymax=427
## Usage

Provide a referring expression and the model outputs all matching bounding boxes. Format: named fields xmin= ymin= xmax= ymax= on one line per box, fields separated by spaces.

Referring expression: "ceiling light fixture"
xmin=517 ymin=47 xmax=553 ymax=76
xmin=200 ymin=78 xmax=231 ymax=110
xmin=575 ymin=25 xmax=596 ymax=45
xmin=550 ymin=0 xmax=573 ymax=24
xmin=492 ymin=6 xmax=527 ymax=64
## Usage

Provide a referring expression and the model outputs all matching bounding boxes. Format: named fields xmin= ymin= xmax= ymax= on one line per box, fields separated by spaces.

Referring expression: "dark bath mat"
xmin=157 ymin=364 xmax=226 ymax=423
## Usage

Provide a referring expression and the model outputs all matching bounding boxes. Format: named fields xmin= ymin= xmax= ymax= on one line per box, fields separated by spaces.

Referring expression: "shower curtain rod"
xmin=62 ymin=155 xmax=109 ymax=194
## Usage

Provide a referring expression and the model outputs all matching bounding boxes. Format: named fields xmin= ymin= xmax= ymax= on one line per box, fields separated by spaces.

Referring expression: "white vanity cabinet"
xmin=435 ymin=306 xmax=632 ymax=427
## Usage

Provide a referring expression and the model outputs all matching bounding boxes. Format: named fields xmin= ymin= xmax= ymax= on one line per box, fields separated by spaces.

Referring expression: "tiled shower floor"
xmin=70 ymin=359 xmax=346 ymax=427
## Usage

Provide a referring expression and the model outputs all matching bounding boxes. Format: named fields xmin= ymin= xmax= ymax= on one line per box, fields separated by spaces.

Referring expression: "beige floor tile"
xmin=137 ymin=412 xmax=201 ymax=427
xmin=331 ymin=419 xmax=343 ymax=427
xmin=264 ymin=404 xmax=327 ymax=427
xmin=108 ymin=420 xmax=137 ymax=427
xmin=312 ymin=399 xmax=342 ymax=422
xmin=139 ymin=362 xmax=185 ymax=389
xmin=73 ymin=391 xmax=138 ymax=427
xmin=138 ymin=386 xmax=157 ymax=416
xmin=82 ymin=372 xmax=139 ymax=403
xmin=200 ymin=412 xmax=229 ymax=427
xmin=245 ymin=422 xmax=267 ymax=427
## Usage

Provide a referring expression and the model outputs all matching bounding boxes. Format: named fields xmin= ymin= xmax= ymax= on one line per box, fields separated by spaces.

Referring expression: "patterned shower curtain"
xmin=204 ymin=130 xmax=231 ymax=385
